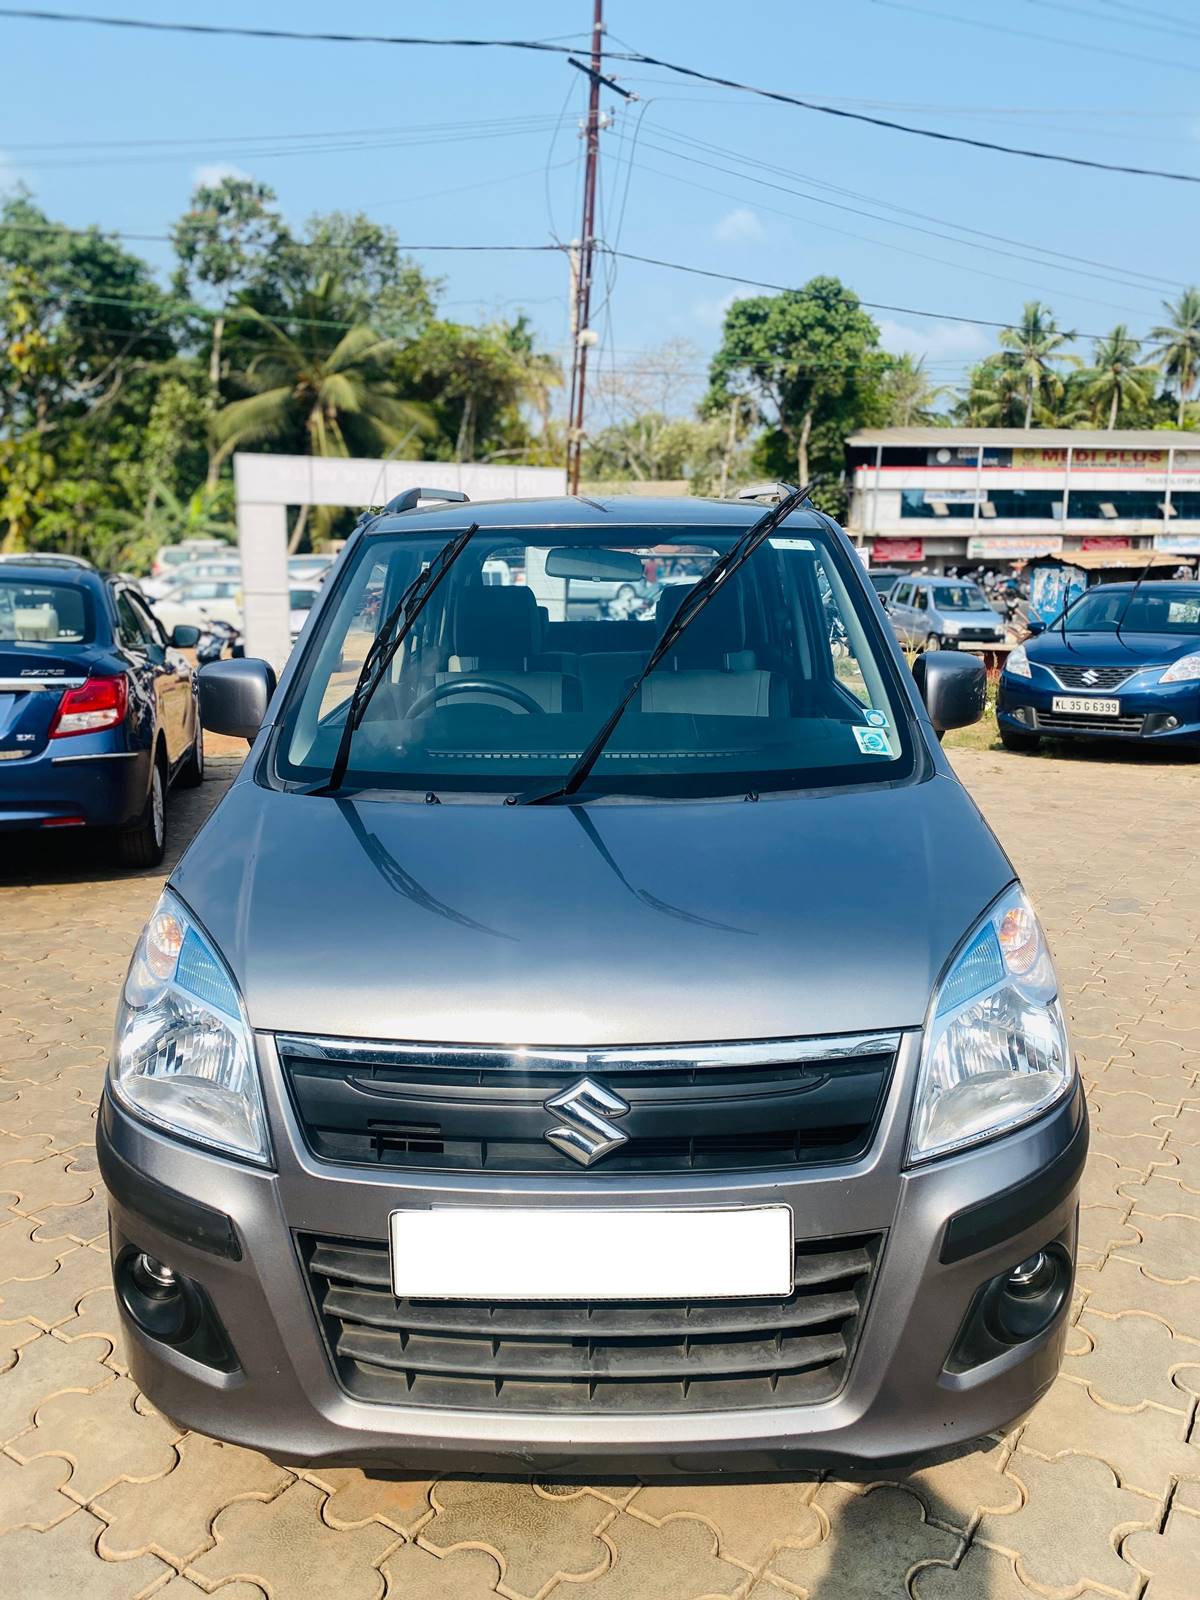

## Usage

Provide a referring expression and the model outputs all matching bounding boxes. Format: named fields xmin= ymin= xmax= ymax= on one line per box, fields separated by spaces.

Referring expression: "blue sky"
xmin=3 ymin=0 xmax=1198 ymax=411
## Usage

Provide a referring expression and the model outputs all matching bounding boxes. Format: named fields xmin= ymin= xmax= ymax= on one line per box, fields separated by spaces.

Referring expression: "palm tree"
xmin=213 ymin=273 xmax=434 ymax=547
xmin=998 ymin=301 xmax=1078 ymax=429
xmin=1150 ymin=288 xmax=1200 ymax=428
xmin=880 ymin=354 xmax=949 ymax=426
xmin=1077 ymin=326 xmax=1158 ymax=430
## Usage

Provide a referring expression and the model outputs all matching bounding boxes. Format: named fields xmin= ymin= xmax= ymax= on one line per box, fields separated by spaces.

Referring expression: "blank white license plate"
xmin=389 ymin=1206 xmax=794 ymax=1301
xmin=1052 ymin=695 xmax=1120 ymax=716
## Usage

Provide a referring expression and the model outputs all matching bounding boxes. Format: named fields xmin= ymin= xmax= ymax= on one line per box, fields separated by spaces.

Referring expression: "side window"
xmin=130 ymin=595 xmax=166 ymax=652
xmin=815 ymin=555 xmax=871 ymax=707
xmin=914 ymin=588 xmax=928 ymax=611
xmin=894 ymin=583 xmax=910 ymax=607
xmin=114 ymin=590 xmax=148 ymax=652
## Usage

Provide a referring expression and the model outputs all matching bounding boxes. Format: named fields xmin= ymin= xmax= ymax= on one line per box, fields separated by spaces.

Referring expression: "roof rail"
xmin=383 ymin=487 xmax=471 ymax=515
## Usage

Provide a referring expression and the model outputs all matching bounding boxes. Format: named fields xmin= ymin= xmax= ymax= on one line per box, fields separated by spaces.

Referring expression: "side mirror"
xmin=1026 ymin=616 xmax=1046 ymax=636
xmin=199 ymin=658 xmax=277 ymax=742
xmin=911 ymin=650 xmax=986 ymax=734
xmin=170 ymin=623 xmax=201 ymax=648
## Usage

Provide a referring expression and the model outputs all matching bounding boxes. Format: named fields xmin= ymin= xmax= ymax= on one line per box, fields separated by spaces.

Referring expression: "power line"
xmin=3 ymin=6 xmax=1199 ymax=184
xmin=1019 ymin=0 xmax=1200 ymax=41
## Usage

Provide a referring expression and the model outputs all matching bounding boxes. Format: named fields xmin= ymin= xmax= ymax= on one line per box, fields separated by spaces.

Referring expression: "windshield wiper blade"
xmin=301 ymin=521 xmax=479 ymax=797
xmin=520 ymin=484 xmax=812 ymax=806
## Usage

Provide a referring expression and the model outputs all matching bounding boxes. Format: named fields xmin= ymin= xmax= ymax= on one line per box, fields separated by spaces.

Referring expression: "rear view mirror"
xmin=199 ymin=658 xmax=277 ymax=743
xmin=911 ymin=650 xmax=986 ymax=735
xmin=545 ymin=547 xmax=645 ymax=583
xmin=170 ymin=623 xmax=201 ymax=648
xmin=1026 ymin=616 xmax=1046 ymax=636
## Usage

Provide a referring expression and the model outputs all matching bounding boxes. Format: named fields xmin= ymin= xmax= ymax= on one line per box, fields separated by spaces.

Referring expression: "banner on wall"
xmin=872 ymin=537 xmax=924 ymax=562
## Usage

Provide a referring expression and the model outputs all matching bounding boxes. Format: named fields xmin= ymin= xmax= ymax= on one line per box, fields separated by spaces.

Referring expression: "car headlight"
xmin=1005 ymin=643 xmax=1032 ymax=679
xmin=109 ymin=889 xmax=269 ymax=1165
xmin=909 ymin=886 xmax=1073 ymax=1164
xmin=1160 ymin=653 xmax=1200 ymax=684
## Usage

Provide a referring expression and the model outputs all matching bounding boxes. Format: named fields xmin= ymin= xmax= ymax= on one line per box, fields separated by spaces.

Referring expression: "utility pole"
xmin=565 ymin=0 xmax=604 ymax=496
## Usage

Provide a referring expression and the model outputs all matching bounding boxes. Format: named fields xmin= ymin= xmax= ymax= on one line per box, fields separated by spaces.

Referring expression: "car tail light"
xmin=49 ymin=675 xmax=128 ymax=738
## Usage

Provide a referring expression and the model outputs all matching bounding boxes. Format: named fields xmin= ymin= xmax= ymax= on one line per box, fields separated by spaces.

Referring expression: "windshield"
xmin=868 ymin=571 xmax=898 ymax=595
xmin=275 ymin=523 xmax=914 ymax=800
xmin=1064 ymin=585 xmax=1200 ymax=634
xmin=932 ymin=584 xmax=988 ymax=612
xmin=0 ymin=578 xmax=93 ymax=645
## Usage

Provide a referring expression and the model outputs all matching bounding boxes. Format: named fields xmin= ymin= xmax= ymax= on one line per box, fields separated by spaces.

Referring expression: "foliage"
xmin=996 ymin=301 xmax=1079 ymax=429
xmin=1151 ymin=289 xmax=1200 ymax=429
xmin=707 ymin=277 xmax=888 ymax=492
xmin=878 ymin=354 xmax=950 ymax=427
xmin=1075 ymin=326 xmax=1158 ymax=430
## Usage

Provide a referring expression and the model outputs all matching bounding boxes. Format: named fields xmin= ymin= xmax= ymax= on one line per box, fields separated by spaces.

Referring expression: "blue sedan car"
xmin=0 ymin=560 xmax=204 ymax=865
xmin=997 ymin=580 xmax=1200 ymax=755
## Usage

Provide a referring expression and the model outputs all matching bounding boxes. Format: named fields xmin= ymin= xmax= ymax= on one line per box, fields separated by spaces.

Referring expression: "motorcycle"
xmin=195 ymin=618 xmax=244 ymax=665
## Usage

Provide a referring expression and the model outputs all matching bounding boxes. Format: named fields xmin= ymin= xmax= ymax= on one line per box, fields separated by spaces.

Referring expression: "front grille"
xmin=1050 ymin=664 xmax=1137 ymax=691
xmin=301 ymin=1229 xmax=882 ymax=1413
xmin=951 ymin=627 xmax=1001 ymax=642
xmin=1035 ymin=709 xmax=1145 ymax=736
xmin=278 ymin=1034 xmax=898 ymax=1176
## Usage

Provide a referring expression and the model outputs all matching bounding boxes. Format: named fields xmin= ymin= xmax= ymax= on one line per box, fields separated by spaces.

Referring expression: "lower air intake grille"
xmin=1035 ymin=709 xmax=1144 ymax=736
xmin=300 ymin=1230 xmax=882 ymax=1413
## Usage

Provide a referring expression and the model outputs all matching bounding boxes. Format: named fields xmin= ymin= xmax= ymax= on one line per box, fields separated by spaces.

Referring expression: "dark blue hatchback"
xmin=0 ymin=560 xmax=204 ymax=864
xmin=997 ymin=580 xmax=1200 ymax=754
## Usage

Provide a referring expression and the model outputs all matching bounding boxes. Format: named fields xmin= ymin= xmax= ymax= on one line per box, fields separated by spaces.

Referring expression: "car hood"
xmin=172 ymin=774 xmax=1013 ymax=1046
xmin=1027 ymin=629 xmax=1200 ymax=667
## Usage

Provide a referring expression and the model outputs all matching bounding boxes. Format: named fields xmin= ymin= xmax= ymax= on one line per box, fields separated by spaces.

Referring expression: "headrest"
xmin=654 ymin=574 xmax=747 ymax=664
xmin=453 ymin=584 xmax=540 ymax=662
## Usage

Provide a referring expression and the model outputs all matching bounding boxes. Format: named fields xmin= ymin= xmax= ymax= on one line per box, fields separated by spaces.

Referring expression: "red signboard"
xmin=1081 ymin=536 xmax=1131 ymax=551
xmin=872 ymin=537 xmax=924 ymax=562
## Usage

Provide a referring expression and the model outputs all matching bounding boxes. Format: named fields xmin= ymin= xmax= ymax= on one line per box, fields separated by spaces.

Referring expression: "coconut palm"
xmin=1150 ymin=288 xmax=1200 ymax=428
xmin=998 ymin=302 xmax=1078 ymax=429
xmin=213 ymin=273 xmax=434 ymax=547
xmin=880 ymin=354 xmax=949 ymax=427
xmin=1076 ymin=326 xmax=1158 ymax=430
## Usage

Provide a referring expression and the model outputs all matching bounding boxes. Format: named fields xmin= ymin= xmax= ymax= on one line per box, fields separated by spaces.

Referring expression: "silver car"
xmin=99 ymin=488 xmax=1083 ymax=1473
xmin=886 ymin=576 xmax=1006 ymax=651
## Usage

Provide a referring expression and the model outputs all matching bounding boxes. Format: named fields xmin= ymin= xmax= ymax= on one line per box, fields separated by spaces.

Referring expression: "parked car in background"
xmin=150 ymin=577 xmax=243 ymax=636
xmin=288 ymin=584 xmax=321 ymax=643
xmin=0 ymin=560 xmax=203 ymax=865
xmin=998 ymin=580 xmax=1200 ymax=754
xmin=143 ymin=559 xmax=240 ymax=601
xmin=0 ymin=552 xmax=94 ymax=570
xmin=288 ymin=554 xmax=334 ymax=583
xmin=151 ymin=538 xmax=232 ymax=584
xmin=885 ymin=576 xmax=1006 ymax=651
xmin=866 ymin=567 xmax=905 ymax=600
xmin=101 ymin=487 xmax=1083 ymax=1475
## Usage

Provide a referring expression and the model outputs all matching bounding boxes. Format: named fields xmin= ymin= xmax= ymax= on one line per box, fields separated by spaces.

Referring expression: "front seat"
xmin=638 ymin=578 xmax=781 ymax=717
xmin=437 ymin=586 xmax=581 ymax=712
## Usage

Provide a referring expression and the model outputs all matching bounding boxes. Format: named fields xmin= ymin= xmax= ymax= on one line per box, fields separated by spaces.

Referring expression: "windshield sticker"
xmin=769 ymin=537 xmax=815 ymax=551
xmin=864 ymin=709 xmax=888 ymax=728
xmin=853 ymin=726 xmax=893 ymax=757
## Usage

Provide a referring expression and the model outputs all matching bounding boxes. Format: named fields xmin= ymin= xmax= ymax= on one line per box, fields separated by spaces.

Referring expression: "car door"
xmin=889 ymin=582 xmax=913 ymax=645
xmin=111 ymin=584 xmax=161 ymax=759
xmin=130 ymin=590 xmax=191 ymax=764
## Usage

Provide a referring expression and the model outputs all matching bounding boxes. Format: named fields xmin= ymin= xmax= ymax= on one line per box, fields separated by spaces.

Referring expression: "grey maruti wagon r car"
xmin=98 ymin=486 xmax=1085 ymax=1474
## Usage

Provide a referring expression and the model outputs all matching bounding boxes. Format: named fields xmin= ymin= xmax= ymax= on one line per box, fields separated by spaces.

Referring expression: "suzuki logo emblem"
xmin=543 ymin=1077 xmax=631 ymax=1166
xmin=1081 ymin=668 xmax=1099 ymax=685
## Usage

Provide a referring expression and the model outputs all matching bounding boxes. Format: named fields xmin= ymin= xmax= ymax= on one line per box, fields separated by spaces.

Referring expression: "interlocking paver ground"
xmin=2 ymin=742 xmax=1199 ymax=1597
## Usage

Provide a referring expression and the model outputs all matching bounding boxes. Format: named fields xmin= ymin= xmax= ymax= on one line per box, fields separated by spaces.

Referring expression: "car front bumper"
xmin=98 ymin=1033 xmax=1085 ymax=1474
xmin=998 ymin=672 xmax=1200 ymax=744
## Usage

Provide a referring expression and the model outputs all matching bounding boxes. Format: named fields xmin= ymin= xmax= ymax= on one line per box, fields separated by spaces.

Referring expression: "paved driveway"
xmin=1 ymin=746 xmax=1199 ymax=1599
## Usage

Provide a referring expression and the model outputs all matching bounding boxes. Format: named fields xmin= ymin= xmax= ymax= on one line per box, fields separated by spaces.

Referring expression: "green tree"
xmin=707 ymin=277 xmax=887 ymax=486
xmin=1076 ymin=325 xmax=1158 ymax=431
xmin=171 ymin=175 xmax=285 ymax=418
xmin=997 ymin=301 xmax=1078 ymax=429
xmin=403 ymin=320 xmax=539 ymax=463
xmin=1150 ymin=288 xmax=1200 ymax=428
xmin=878 ymin=354 xmax=949 ymax=427
xmin=273 ymin=211 xmax=439 ymax=340
xmin=213 ymin=272 xmax=434 ymax=548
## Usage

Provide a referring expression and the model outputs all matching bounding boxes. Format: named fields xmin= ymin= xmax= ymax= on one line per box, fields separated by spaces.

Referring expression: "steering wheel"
xmin=407 ymin=679 xmax=546 ymax=717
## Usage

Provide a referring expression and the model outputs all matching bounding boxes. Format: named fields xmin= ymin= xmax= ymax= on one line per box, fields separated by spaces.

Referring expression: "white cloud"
xmin=191 ymin=161 xmax=253 ymax=189
xmin=877 ymin=317 xmax=991 ymax=364
xmin=713 ymin=206 xmax=765 ymax=245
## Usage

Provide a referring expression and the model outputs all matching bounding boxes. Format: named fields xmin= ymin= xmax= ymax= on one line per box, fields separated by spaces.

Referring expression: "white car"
xmin=150 ymin=577 xmax=243 ymax=635
xmin=288 ymin=584 xmax=322 ymax=642
xmin=151 ymin=538 xmax=232 ymax=582
xmin=142 ymin=561 xmax=241 ymax=600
